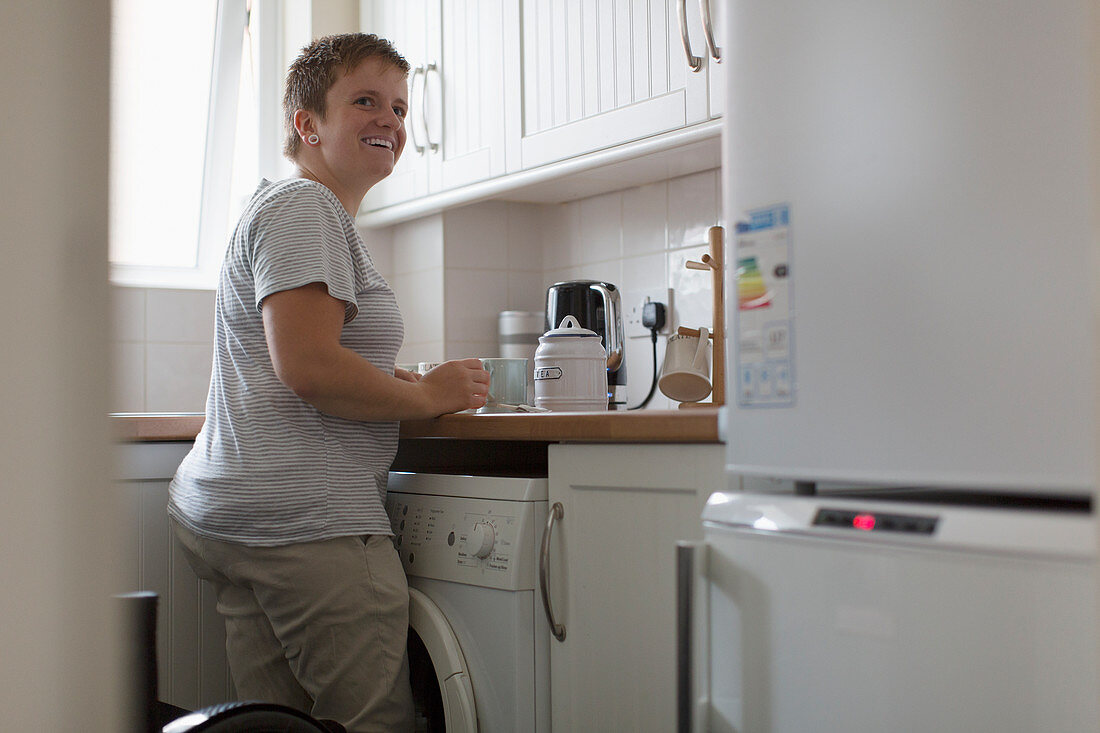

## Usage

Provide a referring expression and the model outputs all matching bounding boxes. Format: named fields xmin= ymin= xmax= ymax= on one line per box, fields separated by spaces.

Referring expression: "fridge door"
xmin=701 ymin=492 xmax=1098 ymax=733
xmin=722 ymin=0 xmax=1098 ymax=493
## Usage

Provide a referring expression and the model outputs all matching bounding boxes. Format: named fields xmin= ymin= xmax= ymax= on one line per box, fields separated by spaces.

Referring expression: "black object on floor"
xmin=116 ymin=591 xmax=346 ymax=733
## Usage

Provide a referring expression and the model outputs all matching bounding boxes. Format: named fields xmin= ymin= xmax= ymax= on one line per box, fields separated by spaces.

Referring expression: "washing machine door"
xmin=408 ymin=587 xmax=478 ymax=732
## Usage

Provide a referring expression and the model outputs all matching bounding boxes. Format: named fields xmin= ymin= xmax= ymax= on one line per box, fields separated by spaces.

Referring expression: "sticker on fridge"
xmin=735 ymin=204 xmax=794 ymax=407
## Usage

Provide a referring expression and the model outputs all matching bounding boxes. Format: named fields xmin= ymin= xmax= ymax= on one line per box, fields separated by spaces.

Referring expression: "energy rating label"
xmin=735 ymin=204 xmax=795 ymax=407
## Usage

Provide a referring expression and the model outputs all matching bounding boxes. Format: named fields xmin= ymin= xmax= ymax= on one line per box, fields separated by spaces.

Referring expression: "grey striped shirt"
xmin=168 ymin=178 xmax=404 ymax=545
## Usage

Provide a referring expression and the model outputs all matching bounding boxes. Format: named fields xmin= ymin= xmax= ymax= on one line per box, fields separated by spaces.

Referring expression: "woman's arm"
xmin=262 ymin=282 xmax=488 ymax=420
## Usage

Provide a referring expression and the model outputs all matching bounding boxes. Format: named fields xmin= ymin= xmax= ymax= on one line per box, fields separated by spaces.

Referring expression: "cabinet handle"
xmin=539 ymin=502 xmax=566 ymax=642
xmin=699 ymin=0 xmax=721 ymax=61
xmin=423 ymin=61 xmax=441 ymax=153
xmin=677 ymin=0 xmax=703 ymax=72
xmin=409 ymin=65 xmax=426 ymax=155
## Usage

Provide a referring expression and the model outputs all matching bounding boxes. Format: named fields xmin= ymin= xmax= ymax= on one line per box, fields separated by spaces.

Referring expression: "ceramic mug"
xmin=658 ymin=327 xmax=712 ymax=402
xmin=481 ymin=358 xmax=530 ymax=408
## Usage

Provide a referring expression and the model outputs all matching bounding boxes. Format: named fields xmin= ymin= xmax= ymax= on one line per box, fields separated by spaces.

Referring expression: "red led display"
xmin=852 ymin=513 xmax=876 ymax=531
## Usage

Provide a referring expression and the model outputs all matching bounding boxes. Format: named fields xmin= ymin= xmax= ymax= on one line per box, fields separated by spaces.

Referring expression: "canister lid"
xmin=542 ymin=315 xmax=600 ymax=338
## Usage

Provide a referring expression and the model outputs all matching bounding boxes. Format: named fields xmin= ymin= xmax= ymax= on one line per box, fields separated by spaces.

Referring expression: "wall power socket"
xmin=624 ymin=288 xmax=674 ymax=339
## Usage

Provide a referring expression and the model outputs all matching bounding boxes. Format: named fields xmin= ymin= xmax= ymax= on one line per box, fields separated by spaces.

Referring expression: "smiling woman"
xmin=109 ymin=0 xmax=295 ymax=289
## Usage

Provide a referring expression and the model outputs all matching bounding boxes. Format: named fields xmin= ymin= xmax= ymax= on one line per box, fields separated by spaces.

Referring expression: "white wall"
xmin=110 ymin=168 xmax=723 ymax=413
xmin=1 ymin=0 xmax=121 ymax=729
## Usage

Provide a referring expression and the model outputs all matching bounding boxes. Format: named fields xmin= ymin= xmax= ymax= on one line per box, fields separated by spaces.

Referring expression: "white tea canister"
xmin=534 ymin=315 xmax=609 ymax=411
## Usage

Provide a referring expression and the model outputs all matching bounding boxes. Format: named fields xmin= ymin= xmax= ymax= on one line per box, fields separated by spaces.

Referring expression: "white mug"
xmin=658 ymin=327 xmax=712 ymax=402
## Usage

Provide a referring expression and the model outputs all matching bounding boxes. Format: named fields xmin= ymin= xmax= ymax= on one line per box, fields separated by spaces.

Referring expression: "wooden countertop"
xmin=112 ymin=409 xmax=721 ymax=444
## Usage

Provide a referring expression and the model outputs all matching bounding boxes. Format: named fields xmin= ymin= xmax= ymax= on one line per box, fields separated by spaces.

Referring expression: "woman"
xmin=168 ymin=33 xmax=487 ymax=732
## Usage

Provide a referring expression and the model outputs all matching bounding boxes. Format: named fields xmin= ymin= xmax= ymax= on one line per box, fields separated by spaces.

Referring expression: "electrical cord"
xmin=627 ymin=326 xmax=660 ymax=410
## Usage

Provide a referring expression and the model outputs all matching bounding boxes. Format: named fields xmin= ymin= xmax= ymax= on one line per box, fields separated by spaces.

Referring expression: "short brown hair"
xmin=283 ymin=33 xmax=410 ymax=160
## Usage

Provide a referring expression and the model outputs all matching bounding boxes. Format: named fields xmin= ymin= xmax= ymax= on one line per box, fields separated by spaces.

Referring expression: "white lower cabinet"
xmin=545 ymin=442 xmax=726 ymax=732
xmin=116 ymin=441 xmax=234 ymax=711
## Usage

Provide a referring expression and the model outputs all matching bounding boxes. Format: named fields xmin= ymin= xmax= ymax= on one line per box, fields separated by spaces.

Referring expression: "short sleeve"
xmin=249 ymin=185 xmax=358 ymax=322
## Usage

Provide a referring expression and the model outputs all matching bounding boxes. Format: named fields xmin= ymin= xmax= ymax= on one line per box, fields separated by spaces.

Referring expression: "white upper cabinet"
xmin=361 ymin=0 xmax=509 ymax=212
xmin=357 ymin=0 xmax=724 ymax=220
xmin=507 ymin=0 xmax=724 ymax=171
xmin=687 ymin=0 xmax=725 ymax=120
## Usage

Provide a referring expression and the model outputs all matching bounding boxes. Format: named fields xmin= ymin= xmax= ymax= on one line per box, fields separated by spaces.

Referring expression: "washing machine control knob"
xmin=469 ymin=521 xmax=496 ymax=559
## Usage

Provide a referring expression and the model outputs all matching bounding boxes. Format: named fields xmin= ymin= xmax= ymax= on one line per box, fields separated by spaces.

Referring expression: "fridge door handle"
xmin=677 ymin=540 xmax=708 ymax=733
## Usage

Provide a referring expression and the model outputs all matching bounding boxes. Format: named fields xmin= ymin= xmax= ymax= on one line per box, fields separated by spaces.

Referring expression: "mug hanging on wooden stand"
xmin=658 ymin=326 xmax=712 ymax=403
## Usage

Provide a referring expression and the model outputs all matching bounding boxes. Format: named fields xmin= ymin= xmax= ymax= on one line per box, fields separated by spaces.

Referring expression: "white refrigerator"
xmin=681 ymin=0 xmax=1100 ymax=730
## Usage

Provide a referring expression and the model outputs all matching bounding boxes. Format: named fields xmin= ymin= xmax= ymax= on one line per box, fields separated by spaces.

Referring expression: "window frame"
xmin=109 ymin=0 xmax=287 ymax=290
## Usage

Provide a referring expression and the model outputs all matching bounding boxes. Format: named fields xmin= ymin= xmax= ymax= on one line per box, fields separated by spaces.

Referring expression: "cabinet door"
xmin=361 ymin=0 xmax=432 ymax=210
xmin=700 ymin=0 xmax=725 ymax=119
xmin=514 ymin=0 xmax=712 ymax=171
xmin=427 ymin=0 xmax=510 ymax=191
xmin=545 ymin=443 xmax=725 ymax=733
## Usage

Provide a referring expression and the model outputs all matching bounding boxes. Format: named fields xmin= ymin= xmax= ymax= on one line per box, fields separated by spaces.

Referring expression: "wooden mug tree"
xmin=677 ymin=225 xmax=726 ymax=408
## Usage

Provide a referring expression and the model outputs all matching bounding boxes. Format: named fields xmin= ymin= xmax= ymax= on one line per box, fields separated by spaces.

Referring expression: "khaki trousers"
xmin=171 ymin=519 xmax=414 ymax=733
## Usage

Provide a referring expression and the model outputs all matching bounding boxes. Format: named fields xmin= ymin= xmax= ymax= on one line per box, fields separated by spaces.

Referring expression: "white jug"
xmin=533 ymin=316 xmax=609 ymax=411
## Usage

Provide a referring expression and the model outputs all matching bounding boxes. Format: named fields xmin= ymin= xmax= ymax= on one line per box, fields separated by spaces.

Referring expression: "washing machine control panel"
xmin=386 ymin=492 xmax=544 ymax=591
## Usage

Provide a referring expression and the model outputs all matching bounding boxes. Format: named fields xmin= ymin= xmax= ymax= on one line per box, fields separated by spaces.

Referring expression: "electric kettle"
xmin=545 ymin=280 xmax=626 ymax=408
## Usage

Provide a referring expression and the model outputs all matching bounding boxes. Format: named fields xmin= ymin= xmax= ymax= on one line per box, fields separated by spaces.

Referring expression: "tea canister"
xmin=534 ymin=315 xmax=609 ymax=411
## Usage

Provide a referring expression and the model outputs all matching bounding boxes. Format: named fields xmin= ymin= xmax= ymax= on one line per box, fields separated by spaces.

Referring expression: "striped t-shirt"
xmin=168 ymin=178 xmax=404 ymax=546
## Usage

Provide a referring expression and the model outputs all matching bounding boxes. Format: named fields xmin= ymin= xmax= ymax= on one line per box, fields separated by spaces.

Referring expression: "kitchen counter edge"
xmin=112 ymin=410 xmax=722 ymax=444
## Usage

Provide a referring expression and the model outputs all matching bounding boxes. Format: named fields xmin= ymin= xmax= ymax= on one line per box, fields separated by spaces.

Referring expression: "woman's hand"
xmin=263 ymin=283 xmax=485 ymax=421
xmin=417 ymin=359 xmax=489 ymax=415
xmin=394 ymin=367 xmax=421 ymax=383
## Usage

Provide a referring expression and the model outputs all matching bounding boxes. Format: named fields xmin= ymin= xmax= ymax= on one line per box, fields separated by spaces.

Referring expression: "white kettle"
xmin=533 ymin=316 xmax=609 ymax=411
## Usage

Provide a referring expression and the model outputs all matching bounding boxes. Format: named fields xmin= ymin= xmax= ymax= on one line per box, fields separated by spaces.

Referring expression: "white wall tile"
xmin=577 ymin=191 xmax=623 ymax=265
xmin=393 ymin=269 xmax=444 ymax=346
xmin=507 ymin=270 xmax=546 ymax=312
xmin=444 ymin=340 xmax=499 ymax=361
xmin=111 ymin=341 xmax=145 ymax=413
xmin=623 ymin=334 xmax=674 ymax=410
xmin=668 ymin=244 xmax=714 ymax=332
xmin=443 ymin=268 xmax=511 ymax=344
xmin=668 ymin=169 xmax=720 ymax=250
xmin=540 ymin=203 xmax=579 ymax=272
xmin=397 ymin=341 xmax=444 ymax=365
xmin=111 ymin=286 xmax=146 ymax=342
xmin=361 ymin=225 xmax=395 ymax=283
xmin=443 ymin=201 xmax=509 ymax=270
xmin=622 ymin=181 xmax=668 ymax=257
xmin=622 ymin=251 xmax=668 ymax=291
xmin=505 ymin=203 xmax=547 ymax=272
xmin=145 ymin=343 xmax=213 ymax=413
xmin=393 ymin=214 xmax=443 ymax=275
xmin=146 ymin=289 xmax=215 ymax=343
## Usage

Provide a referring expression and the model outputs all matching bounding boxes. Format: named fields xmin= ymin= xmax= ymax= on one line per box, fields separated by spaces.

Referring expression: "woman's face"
xmin=310 ymin=57 xmax=409 ymax=190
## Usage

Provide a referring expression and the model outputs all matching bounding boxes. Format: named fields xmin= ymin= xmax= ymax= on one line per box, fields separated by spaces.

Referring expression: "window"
xmin=109 ymin=0 xmax=297 ymax=288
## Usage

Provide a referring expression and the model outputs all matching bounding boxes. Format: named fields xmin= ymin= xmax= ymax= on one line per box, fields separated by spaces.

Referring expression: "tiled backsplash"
xmin=110 ymin=168 xmax=722 ymax=413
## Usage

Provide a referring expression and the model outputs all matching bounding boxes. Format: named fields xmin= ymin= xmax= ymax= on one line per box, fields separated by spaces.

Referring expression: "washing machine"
xmin=385 ymin=472 xmax=551 ymax=732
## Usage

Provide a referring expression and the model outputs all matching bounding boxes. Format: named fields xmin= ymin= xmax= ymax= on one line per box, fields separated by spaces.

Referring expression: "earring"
xmin=306 ymin=133 xmax=319 ymax=145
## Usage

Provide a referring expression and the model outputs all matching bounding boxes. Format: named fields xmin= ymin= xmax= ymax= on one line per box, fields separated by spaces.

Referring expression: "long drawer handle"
xmin=539 ymin=502 xmax=566 ymax=642
xmin=409 ymin=65 xmax=426 ymax=155
xmin=423 ymin=61 xmax=441 ymax=152
xmin=677 ymin=0 xmax=703 ymax=72
xmin=699 ymin=0 xmax=721 ymax=61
